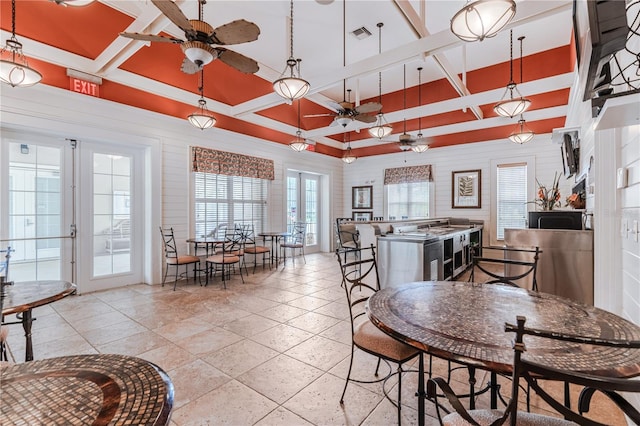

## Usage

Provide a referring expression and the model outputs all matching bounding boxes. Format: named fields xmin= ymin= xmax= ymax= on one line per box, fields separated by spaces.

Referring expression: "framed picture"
xmin=452 ymin=170 xmax=481 ymax=209
xmin=352 ymin=185 xmax=372 ymax=209
xmin=352 ymin=211 xmax=373 ymax=221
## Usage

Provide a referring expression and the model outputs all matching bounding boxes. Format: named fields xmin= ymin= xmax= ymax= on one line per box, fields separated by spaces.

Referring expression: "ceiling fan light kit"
xmin=273 ymin=0 xmax=310 ymax=101
xmin=411 ymin=67 xmax=429 ymax=153
xmin=0 ymin=0 xmax=42 ymax=88
xmin=52 ymin=0 xmax=95 ymax=6
xmin=182 ymin=40 xmax=216 ymax=67
xmin=450 ymin=0 xmax=516 ymax=42
xmin=494 ymin=31 xmax=531 ymax=118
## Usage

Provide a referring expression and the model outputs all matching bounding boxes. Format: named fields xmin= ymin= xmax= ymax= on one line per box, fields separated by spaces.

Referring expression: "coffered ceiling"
xmin=0 ymin=0 xmax=575 ymax=159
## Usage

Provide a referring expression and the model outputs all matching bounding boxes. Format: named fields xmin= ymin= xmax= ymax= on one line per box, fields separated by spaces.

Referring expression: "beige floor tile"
xmin=257 ymin=304 xmax=307 ymax=323
xmin=172 ymin=380 xmax=278 ymax=425
xmin=285 ymin=335 xmax=351 ymax=371
xmin=81 ymin=319 xmax=148 ymax=346
xmin=222 ymin=314 xmax=279 ymax=337
xmin=287 ymin=295 xmax=332 ymax=311
xmin=168 ymin=358 xmax=232 ymax=409
xmin=286 ymin=311 xmax=340 ymax=334
xmin=154 ymin=316 xmax=214 ymax=341
xmin=202 ymin=339 xmax=279 ymax=378
xmin=174 ymin=327 xmax=244 ymax=356
xmin=95 ymin=330 xmax=170 ymax=356
xmin=237 ymin=354 xmax=323 ymax=404
xmin=253 ymin=406 xmax=314 ymax=426
xmin=137 ymin=343 xmax=198 ymax=373
xmin=250 ymin=323 xmax=314 ymax=353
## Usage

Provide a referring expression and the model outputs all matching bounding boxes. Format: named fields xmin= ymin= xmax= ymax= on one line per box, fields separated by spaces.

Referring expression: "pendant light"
xmin=342 ymin=133 xmax=356 ymax=164
xmin=52 ymin=0 xmax=96 ymax=6
xmin=188 ymin=70 xmax=216 ymax=130
xmin=412 ymin=67 xmax=429 ymax=153
xmin=368 ymin=23 xmax=392 ymax=139
xmin=508 ymin=115 xmax=534 ymax=144
xmin=450 ymin=0 xmax=516 ymax=42
xmin=273 ymin=0 xmax=310 ymax=102
xmin=0 ymin=0 xmax=43 ymax=88
xmin=289 ymin=100 xmax=309 ymax=152
xmin=494 ymin=30 xmax=531 ymax=118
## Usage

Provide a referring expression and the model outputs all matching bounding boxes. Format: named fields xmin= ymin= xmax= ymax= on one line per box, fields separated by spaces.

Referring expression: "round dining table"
xmin=0 ymin=353 xmax=174 ymax=425
xmin=1 ymin=280 xmax=76 ymax=361
xmin=367 ymin=281 xmax=640 ymax=426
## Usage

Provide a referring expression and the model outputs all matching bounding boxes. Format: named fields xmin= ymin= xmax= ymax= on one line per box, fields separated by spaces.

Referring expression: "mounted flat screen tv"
xmin=561 ymin=133 xmax=579 ymax=178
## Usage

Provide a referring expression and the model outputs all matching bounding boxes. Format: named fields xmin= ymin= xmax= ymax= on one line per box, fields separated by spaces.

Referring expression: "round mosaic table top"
xmin=0 ymin=354 xmax=174 ymax=425
xmin=1 ymin=280 xmax=76 ymax=316
xmin=368 ymin=281 xmax=640 ymax=376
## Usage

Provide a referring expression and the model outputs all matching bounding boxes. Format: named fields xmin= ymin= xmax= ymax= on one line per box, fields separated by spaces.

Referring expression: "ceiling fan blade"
xmin=325 ymin=100 xmax=344 ymax=112
xmin=119 ymin=32 xmax=183 ymax=44
xmin=304 ymin=113 xmax=334 ymax=118
xmin=151 ymin=0 xmax=196 ymax=37
xmin=355 ymin=102 xmax=382 ymax=114
xmin=180 ymin=58 xmax=201 ymax=74
xmin=216 ymin=48 xmax=259 ymax=74
xmin=210 ymin=19 xmax=261 ymax=45
xmin=355 ymin=114 xmax=377 ymax=124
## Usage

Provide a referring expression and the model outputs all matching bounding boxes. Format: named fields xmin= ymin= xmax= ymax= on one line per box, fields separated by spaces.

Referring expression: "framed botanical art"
xmin=352 ymin=211 xmax=373 ymax=221
xmin=352 ymin=185 xmax=372 ymax=209
xmin=452 ymin=170 xmax=481 ymax=208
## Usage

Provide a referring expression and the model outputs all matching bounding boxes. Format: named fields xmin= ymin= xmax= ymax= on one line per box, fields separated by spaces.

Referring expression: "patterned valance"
xmin=191 ymin=146 xmax=275 ymax=180
xmin=384 ymin=165 xmax=433 ymax=185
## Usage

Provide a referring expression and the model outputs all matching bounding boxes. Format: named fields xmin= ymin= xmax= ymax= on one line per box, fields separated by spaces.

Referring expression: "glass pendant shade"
xmin=450 ymin=0 xmax=516 ymax=42
xmin=1 ymin=0 xmax=42 ymax=88
xmin=182 ymin=41 xmax=216 ymax=67
xmin=188 ymin=98 xmax=216 ymax=130
xmin=368 ymin=113 xmax=393 ymax=138
xmin=509 ymin=118 xmax=534 ymax=144
xmin=289 ymin=131 xmax=309 ymax=152
xmin=494 ymin=90 xmax=531 ymax=118
xmin=58 ymin=0 xmax=96 ymax=6
xmin=412 ymin=135 xmax=429 ymax=153
xmin=274 ymin=60 xmax=310 ymax=101
xmin=342 ymin=146 xmax=356 ymax=164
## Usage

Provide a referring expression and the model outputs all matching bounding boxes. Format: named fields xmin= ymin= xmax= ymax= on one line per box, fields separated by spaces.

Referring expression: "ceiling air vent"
xmin=350 ymin=27 xmax=371 ymax=40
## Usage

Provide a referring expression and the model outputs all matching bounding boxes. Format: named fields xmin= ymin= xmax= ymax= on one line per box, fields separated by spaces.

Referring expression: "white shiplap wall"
xmin=342 ymin=135 xmax=571 ymax=246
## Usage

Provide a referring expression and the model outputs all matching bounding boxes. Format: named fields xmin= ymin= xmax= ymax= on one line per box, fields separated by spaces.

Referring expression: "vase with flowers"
xmin=529 ymin=172 xmax=561 ymax=211
xmin=566 ymin=189 xmax=586 ymax=209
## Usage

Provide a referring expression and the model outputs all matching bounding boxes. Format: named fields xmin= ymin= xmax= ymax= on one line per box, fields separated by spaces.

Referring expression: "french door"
xmin=1 ymin=133 xmax=144 ymax=293
xmin=286 ymin=171 xmax=320 ymax=253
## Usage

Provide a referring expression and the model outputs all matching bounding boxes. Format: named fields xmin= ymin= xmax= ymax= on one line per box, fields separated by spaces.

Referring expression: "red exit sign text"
xmin=69 ymin=78 xmax=100 ymax=97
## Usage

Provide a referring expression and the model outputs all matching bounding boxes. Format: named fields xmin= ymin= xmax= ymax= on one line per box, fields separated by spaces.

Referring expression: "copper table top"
xmin=1 ymin=280 xmax=76 ymax=316
xmin=368 ymin=281 xmax=640 ymax=377
xmin=0 ymin=354 xmax=174 ymax=425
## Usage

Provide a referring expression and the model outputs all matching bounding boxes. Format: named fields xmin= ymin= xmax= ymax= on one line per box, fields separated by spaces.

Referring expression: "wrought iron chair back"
xmin=469 ymin=246 xmax=542 ymax=290
xmin=159 ymin=227 xmax=200 ymax=290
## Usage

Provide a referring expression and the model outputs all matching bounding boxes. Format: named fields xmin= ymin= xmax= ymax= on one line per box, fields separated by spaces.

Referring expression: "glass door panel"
xmin=286 ymin=171 xmax=319 ymax=253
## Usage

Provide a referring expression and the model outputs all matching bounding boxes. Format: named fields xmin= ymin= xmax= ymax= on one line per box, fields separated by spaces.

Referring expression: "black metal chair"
xmin=335 ymin=219 xmax=360 ymax=262
xmin=281 ymin=222 xmax=307 ymax=268
xmin=469 ymin=246 xmax=542 ymax=290
xmin=428 ymin=315 xmax=640 ymax=426
xmin=0 ymin=246 xmax=14 ymax=362
xmin=205 ymin=232 xmax=244 ymax=288
xmin=336 ymin=245 xmax=422 ymax=426
xmin=159 ymin=227 xmax=201 ymax=291
xmin=240 ymin=224 xmax=271 ymax=273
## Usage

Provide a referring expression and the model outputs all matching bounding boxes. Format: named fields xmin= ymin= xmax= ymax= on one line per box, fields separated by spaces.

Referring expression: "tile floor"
xmin=2 ymin=252 xmax=625 ymax=425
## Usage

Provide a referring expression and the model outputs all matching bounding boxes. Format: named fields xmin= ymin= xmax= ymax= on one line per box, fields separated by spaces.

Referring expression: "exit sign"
xmin=69 ymin=77 xmax=100 ymax=97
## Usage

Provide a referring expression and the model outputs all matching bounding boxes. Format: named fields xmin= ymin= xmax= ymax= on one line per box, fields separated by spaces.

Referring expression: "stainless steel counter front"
xmin=504 ymin=228 xmax=593 ymax=305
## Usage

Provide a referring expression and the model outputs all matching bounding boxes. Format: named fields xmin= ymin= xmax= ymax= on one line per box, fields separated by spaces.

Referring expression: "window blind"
xmin=496 ymin=163 xmax=527 ymax=240
xmin=194 ymin=172 xmax=267 ymax=237
xmin=386 ymin=181 xmax=431 ymax=219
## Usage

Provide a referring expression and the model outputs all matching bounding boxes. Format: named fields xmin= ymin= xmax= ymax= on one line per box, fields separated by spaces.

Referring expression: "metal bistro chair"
xmin=159 ymin=227 xmax=201 ymax=291
xmin=335 ymin=219 xmax=360 ymax=263
xmin=429 ymin=315 xmax=640 ymax=426
xmin=205 ymin=231 xmax=244 ymax=288
xmin=280 ymin=222 xmax=307 ymax=268
xmin=469 ymin=246 xmax=542 ymax=290
xmin=0 ymin=246 xmax=15 ymax=363
xmin=241 ymin=225 xmax=271 ymax=273
xmin=336 ymin=245 xmax=422 ymax=426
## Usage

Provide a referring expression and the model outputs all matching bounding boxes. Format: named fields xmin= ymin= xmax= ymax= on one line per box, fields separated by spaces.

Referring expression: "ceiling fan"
xmin=119 ymin=0 xmax=260 ymax=74
xmin=305 ymin=88 xmax=382 ymax=128
xmin=389 ymin=66 xmax=430 ymax=151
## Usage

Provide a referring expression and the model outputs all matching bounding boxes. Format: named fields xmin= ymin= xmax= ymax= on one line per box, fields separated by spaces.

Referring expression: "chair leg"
xmin=162 ymin=263 xmax=169 ymax=287
xmin=340 ymin=344 xmax=356 ymax=404
xmin=173 ymin=265 xmax=179 ymax=291
xmin=397 ymin=364 xmax=403 ymax=426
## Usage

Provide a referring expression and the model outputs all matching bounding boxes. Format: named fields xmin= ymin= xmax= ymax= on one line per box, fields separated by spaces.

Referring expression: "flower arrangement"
xmin=530 ymin=173 xmax=561 ymax=211
xmin=565 ymin=190 xmax=586 ymax=209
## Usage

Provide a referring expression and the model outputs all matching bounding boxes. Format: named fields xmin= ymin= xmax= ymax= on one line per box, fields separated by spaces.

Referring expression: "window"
xmin=194 ymin=172 xmax=267 ymax=237
xmin=496 ymin=163 xmax=527 ymax=240
xmin=385 ymin=181 xmax=431 ymax=220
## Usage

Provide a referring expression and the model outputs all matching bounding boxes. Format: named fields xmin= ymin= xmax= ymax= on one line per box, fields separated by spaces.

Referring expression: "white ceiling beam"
xmin=393 ymin=0 xmax=484 ymax=120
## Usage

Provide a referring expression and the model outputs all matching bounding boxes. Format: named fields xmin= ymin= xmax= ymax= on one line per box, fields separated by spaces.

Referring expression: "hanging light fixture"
xmin=369 ymin=23 xmax=392 ymax=139
xmin=0 ymin=0 xmax=43 ymax=88
xmin=508 ymin=115 xmax=534 ymax=144
xmin=342 ymin=133 xmax=357 ymax=164
xmin=51 ymin=0 xmax=96 ymax=6
xmin=412 ymin=67 xmax=429 ymax=153
xmin=187 ymin=70 xmax=216 ymax=130
xmin=450 ymin=0 xmax=516 ymax=42
xmin=494 ymin=31 xmax=531 ymax=118
xmin=273 ymin=0 xmax=310 ymax=102
xmin=289 ymin=100 xmax=310 ymax=152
